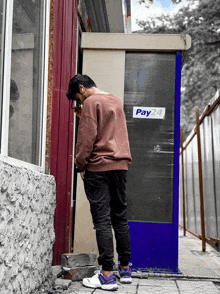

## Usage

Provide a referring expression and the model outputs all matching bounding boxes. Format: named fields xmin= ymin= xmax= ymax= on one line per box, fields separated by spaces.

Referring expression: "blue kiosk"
xmin=76 ymin=33 xmax=191 ymax=273
xmin=124 ymin=50 xmax=185 ymax=273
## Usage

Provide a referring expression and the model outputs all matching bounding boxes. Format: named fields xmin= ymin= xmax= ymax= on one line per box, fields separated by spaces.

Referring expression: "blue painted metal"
xmin=128 ymin=222 xmax=180 ymax=273
xmin=128 ymin=52 xmax=182 ymax=273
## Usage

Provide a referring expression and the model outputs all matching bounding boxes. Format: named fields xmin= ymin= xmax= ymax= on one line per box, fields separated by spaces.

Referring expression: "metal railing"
xmin=179 ymin=90 xmax=220 ymax=251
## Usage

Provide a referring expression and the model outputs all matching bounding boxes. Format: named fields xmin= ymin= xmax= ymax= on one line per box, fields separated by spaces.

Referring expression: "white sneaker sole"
xmin=83 ymin=278 xmax=99 ymax=288
xmin=83 ymin=278 xmax=118 ymax=291
xmin=101 ymin=284 xmax=118 ymax=291
xmin=120 ymin=277 xmax=132 ymax=284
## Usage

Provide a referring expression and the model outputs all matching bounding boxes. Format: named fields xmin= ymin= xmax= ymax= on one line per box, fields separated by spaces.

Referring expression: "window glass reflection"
xmin=8 ymin=0 xmax=45 ymax=165
xmin=124 ymin=52 xmax=176 ymax=223
xmin=0 ymin=1 xmax=5 ymax=148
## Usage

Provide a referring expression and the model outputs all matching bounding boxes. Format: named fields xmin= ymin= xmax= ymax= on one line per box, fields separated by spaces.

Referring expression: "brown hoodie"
xmin=75 ymin=93 xmax=132 ymax=172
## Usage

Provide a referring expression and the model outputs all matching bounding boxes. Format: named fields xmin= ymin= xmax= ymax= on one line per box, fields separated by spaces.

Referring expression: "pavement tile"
xmin=191 ymin=250 xmax=220 ymax=257
xmin=116 ymin=285 xmax=137 ymax=294
xmin=77 ymin=287 xmax=94 ymax=293
xmin=214 ymin=282 xmax=220 ymax=291
xmin=178 ymin=230 xmax=220 ymax=278
xmin=179 ymin=259 xmax=208 ymax=268
xmin=138 ymin=285 xmax=179 ymax=294
xmin=138 ymin=279 xmax=179 ymax=294
xmin=179 ymin=268 xmax=219 ymax=278
xmin=198 ymin=257 xmax=220 ymax=267
xmin=138 ymin=288 xmax=179 ymax=294
xmin=138 ymin=279 xmax=177 ymax=287
xmin=176 ymin=280 xmax=220 ymax=293
xmin=117 ymin=278 xmax=139 ymax=286
xmin=179 ymin=255 xmax=199 ymax=261
xmin=94 ymin=284 xmax=137 ymax=294
xmin=213 ymin=269 xmax=220 ymax=278
xmin=213 ymin=259 xmax=220 ymax=267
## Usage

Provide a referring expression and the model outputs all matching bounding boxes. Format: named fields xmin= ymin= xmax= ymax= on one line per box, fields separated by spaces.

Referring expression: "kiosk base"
xmin=129 ymin=222 xmax=179 ymax=274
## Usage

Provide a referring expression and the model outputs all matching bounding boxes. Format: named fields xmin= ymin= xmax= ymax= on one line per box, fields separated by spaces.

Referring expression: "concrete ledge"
xmin=63 ymin=266 xmax=97 ymax=281
xmin=82 ymin=33 xmax=191 ymax=51
xmin=61 ymin=252 xmax=97 ymax=268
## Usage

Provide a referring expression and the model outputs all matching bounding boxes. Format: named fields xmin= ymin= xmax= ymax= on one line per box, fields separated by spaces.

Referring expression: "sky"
xmin=131 ymin=0 xmax=187 ymax=31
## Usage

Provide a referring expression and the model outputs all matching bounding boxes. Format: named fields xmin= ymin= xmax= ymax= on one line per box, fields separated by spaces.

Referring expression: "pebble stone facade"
xmin=0 ymin=160 xmax=56 ymax=294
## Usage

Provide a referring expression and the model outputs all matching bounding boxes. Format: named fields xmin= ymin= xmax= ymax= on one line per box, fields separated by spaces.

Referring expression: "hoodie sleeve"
xmin=75 ymin=114 xmax=97 ymax=170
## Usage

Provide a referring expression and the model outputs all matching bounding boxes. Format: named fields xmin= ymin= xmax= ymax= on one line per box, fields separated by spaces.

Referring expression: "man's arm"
xmin=75 ymin=114 xmax=97 ymax=170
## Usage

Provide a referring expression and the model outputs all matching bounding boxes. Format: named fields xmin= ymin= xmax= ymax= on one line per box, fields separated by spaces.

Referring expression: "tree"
xmin=135 ymin=0 xmax=220 ymax=140
xmin=136 ymin=0 xmax=183 ymax=7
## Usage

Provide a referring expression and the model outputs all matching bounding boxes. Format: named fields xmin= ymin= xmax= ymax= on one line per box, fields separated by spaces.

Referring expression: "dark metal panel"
xmin=124 ymin=52 xmax=176 ymax=223
xmin=126 ymin=0 xmax=131 ymax=15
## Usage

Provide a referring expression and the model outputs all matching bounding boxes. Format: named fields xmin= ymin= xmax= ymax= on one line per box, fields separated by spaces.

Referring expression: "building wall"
xmin=0 ymin=159 xmax=56 ymax=293
xmin=46 ymin=0 xmax=55 ymax=175
xmin=50 ymin=0 xmax=78 ymax=264
xmin=0 ymin=1 xmax=57 ymax=292
xmin=49 ymin=0 xmax=131 ymax=264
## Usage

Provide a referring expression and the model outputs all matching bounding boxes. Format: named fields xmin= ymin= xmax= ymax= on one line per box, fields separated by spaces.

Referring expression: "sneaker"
xmin=83 ymin=270 xmax=118 ymax=291
xmin=118 ymin=267 xmax=132 ymax=284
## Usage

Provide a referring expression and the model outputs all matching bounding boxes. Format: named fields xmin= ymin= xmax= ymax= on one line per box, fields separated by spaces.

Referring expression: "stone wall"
xmin=0 ymin=160 xmax=56 ymax=293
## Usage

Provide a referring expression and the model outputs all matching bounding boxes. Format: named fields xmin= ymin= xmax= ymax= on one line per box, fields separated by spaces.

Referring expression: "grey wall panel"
xmin=191 ymin=136 xmax=201 ymax=235
xmin=183 ymin=149 xmax=189 ymax=228
xmin=179 ymin=156 xmax=183 ymax=226
xmin=200 ymin=119 xmax=217 ymax=238
xmin=212 ymin=104 xmax=220 ymax=238
xmin=185 ymin=143 xmax=196 ymax=233
xmin=180 ymin=92 xmax=220 ymax=244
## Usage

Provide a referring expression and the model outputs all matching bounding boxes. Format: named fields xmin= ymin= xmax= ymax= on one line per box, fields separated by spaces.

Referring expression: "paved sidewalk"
xmin=178 ymin=227 xmax=220 ymax=279
xmin=36 ymin=227 xmax=220 ymax=293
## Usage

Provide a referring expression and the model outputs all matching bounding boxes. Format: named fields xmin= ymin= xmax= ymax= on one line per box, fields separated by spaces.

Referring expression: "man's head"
xmin=66 ymin=74 xmax=97 ymax=105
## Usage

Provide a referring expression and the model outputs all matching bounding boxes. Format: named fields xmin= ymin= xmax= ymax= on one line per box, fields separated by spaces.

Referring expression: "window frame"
xmin=0 ymin=1 xmax=6 ymax=124
xmin=0 ymin=0 xmax=50 ymax=173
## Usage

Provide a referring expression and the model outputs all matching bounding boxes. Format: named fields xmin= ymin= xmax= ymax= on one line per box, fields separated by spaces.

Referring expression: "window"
xmin=0 ymin=0 xmax=49 ymax=169
xmin=0 ymin=1 xmax=5 ymax=143
xmin=124 ymin=52 xmax=176 ymax=223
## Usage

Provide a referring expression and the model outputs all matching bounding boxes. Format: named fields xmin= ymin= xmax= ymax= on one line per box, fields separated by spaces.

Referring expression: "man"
xmin=66 ymin=74 xmax=132 ymax=291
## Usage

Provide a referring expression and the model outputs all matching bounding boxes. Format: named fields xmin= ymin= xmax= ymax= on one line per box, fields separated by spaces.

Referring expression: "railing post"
xmin=196 ymin=108 xmax=206 ymax=252
xmin=180 ymin=130 xmax=186 ymax=236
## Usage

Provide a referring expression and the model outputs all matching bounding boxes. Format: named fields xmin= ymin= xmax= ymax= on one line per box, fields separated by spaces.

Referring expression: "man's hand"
xmin=73 ymin=105 xmax=82 ymax=118
xmin=80 ymin=171 xmax=85 ymax=180
xmin=74 ymin=158 xmax=84 ymax=180
xmin=74 ymin=158 xmax=78 ymax=166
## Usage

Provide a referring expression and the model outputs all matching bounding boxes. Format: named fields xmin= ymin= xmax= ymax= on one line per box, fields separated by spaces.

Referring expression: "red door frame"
xmin=50 ymin=0 xmax=78 ymax=265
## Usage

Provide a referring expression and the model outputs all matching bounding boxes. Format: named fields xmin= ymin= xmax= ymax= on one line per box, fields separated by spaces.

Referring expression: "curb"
xmin=131 ymin=271 xmax=220 ymax=282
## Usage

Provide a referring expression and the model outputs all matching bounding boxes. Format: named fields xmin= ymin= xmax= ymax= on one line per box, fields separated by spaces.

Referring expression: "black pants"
xmin=84 ymin=170 xmax=131 ymax=271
